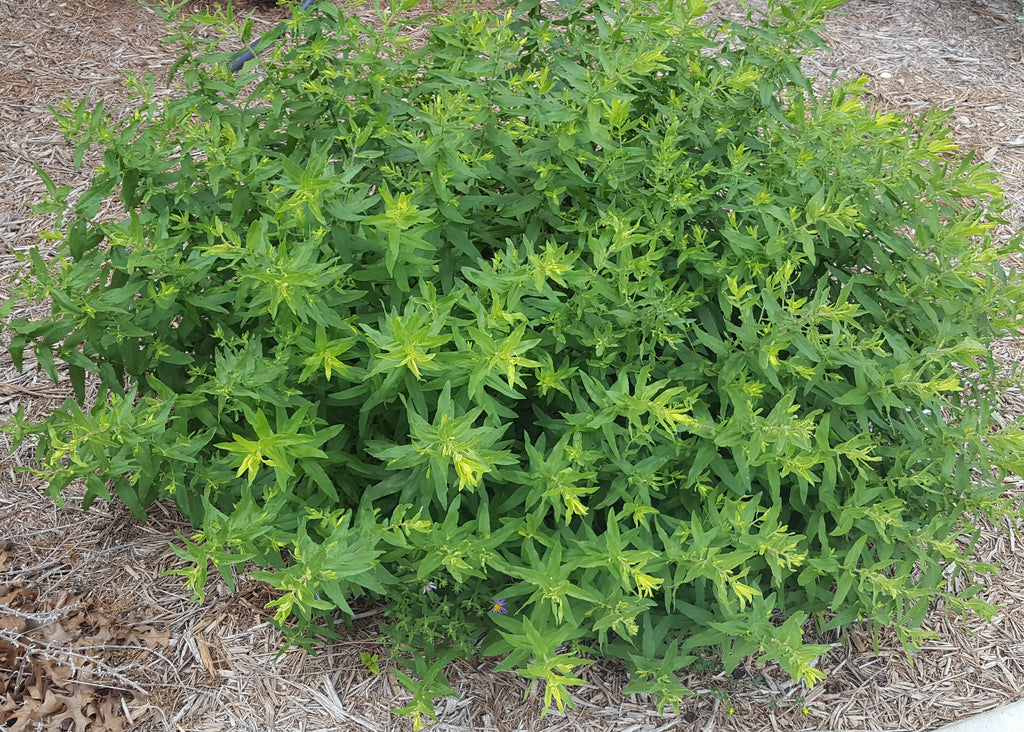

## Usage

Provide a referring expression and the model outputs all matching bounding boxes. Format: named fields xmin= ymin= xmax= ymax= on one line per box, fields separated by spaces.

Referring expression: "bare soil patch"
xmin=2 ymin=0 xmax=1023 ymax=730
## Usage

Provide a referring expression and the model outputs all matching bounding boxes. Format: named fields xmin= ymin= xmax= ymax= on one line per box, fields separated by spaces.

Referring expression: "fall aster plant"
xmin=4 ymin=0 xmax=1023 ymax=726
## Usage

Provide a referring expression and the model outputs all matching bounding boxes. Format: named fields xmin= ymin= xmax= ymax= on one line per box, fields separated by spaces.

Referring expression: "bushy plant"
xmin=5 ymin=0 xmax=1024 ymax=722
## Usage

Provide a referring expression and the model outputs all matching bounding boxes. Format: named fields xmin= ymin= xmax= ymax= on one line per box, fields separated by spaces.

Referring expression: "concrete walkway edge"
xmin=931 ymin=699 xmax=1024 ymax=732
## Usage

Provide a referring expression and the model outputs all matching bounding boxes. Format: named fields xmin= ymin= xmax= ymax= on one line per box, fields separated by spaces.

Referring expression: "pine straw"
xmin=2 ymin=0 xmax=1024 ymax=730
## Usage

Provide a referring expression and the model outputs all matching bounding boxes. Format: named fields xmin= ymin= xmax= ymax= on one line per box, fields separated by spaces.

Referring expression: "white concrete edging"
xmin=931 ymin=700 xmax=1024 ymax=732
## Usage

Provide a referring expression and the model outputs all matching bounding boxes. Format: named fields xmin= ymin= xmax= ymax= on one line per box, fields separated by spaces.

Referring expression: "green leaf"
xmin=8 ymin=0 xmax=1020 ymax=720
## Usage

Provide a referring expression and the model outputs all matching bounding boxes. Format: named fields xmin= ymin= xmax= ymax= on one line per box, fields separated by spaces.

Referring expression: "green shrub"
xmin=5 ymin=0 xmax=1024 ymax=722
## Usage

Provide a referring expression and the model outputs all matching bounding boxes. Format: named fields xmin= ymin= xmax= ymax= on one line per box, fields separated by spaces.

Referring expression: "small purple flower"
xmin=421 ymin=581 xmax=437 ymax=594
xmin=488 ymin=598 xmax=508 ymax=615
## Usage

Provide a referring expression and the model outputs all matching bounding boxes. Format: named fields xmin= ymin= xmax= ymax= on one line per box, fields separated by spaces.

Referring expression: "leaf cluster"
xmin=5 ymin=0 xmax=1024 ymax=720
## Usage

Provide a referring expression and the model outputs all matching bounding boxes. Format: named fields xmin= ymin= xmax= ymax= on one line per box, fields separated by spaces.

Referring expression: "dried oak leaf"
xmin=0 ymin=542 xmax=14 ymax=572
xmin=0 ymin=568 xmax=168 ymax=732
xmin=97 ymin=695 xmax=128 ymax=732
xmin=5 ymin=686 xmax=94 ymax=732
